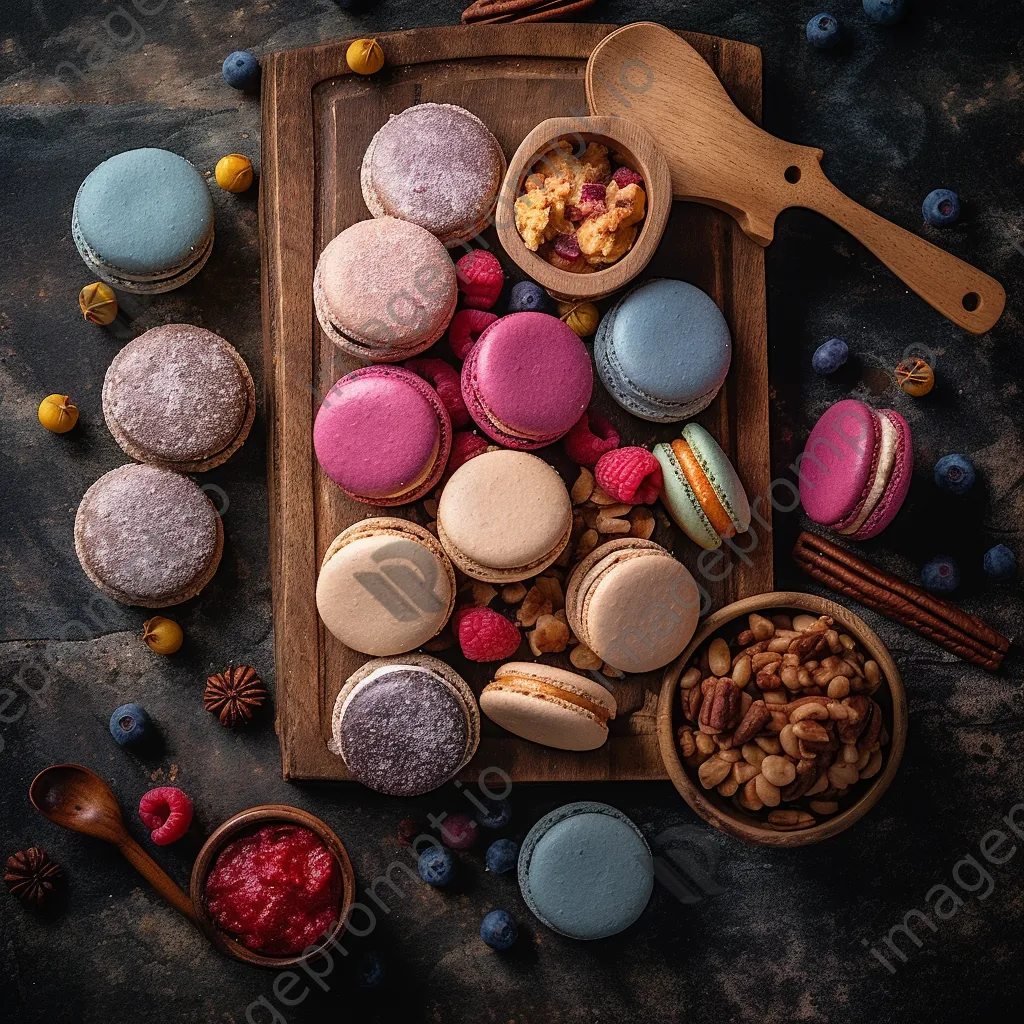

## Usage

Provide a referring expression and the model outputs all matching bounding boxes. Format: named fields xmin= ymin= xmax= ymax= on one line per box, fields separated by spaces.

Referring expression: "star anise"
xmin=5 ymin=847 xmax=62 ymax=908
xmin=204 ymin=664 xmax=267 ymax=727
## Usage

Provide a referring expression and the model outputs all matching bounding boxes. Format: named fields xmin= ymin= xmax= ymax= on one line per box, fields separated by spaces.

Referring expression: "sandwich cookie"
xmin=313 ymin=217 xmax=457 ymax=362
xmin=75 ymin=464 xmax=223 ymax=607
xmin=480 ymin=663 xmax=616 ymax=751
xmin=102 ymin=324 xmax=255 ymax=472
xmin=314 ymin=366 xmax=451 ymax=506
xmin=316 ymin=519 xmax=456 ymax=656
xmin=361 ymin=103 xmax=506 ymax=247
xmin=565 ymin=538 xmax=700 ymax=674
xmin=595 ymin=279 xmax=732 ymax=422
xmin=653 ymin=423 xmax=751 ymax=551
xmin=331 ymin=654 xmax=480 ymax=796
xmin=437 ymin=449 xmax=572 ymax=583
xmin=72 ymin=148 xmax=214 ymax=293
xmin=798 ymin=398 xmax=913 ymax=540
xmin=461 ymin=312 xmax=593 ymax=449
xmin=518 ymin=802 xmax=654 ymax=940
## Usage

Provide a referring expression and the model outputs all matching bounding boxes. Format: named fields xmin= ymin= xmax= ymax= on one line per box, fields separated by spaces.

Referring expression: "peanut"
xmin=739 ymin=778 xmax=763 ymax=812
xmin=680 ymin=666 xmax=702 ymax=690
xmin=695 ymin=731 xmax=716 ymax=757
xmin=827 ymin=676 xmax=850 ymax=699
xmin=860 ymin=749 xmax=883 ymax=779
xmin=792 ymin=613 xmax=818 ymax=632
xmin=768 ymin=809 xmax=815 ymax=831
xmin=731 ymin=655 xmax=752 ymax=688
xmin=741 ymin=743 xmax=766 ymax=769
xmin=779 ymin=724 xmax=801 ymax=759
xmin=749 ymin=613 xmax=775 ymax=640
xmin=698 ymin=756 xmax=732 ymax=789
xmin=708 ymin=637 xmax=732 ymax=677
xmin=754 ymin=735 xmax=782 ymax=754
xmin=717 ymin=778 xmax=740 ymax=798
xmin=809 ymin=799 xmax=839 ymax=815
xmin=760 ymin=755 xmax=797 ymax=788
xmin=732 ymin=762 xmax=759 ymax=785
xmin=754 ymin=774 xmax=781 ymax=807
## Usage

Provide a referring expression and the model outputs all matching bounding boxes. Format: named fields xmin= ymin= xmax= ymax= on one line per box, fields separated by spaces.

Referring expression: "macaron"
xmin=313 ymin=217 xmax=458 ymax=362
xmin=653 ymin=423 xmax=751 ymax=551
xmin=72 ymin=148 xmax=214 ymax=293
xmin=331 ymin=654 xmax=480 ymax=796
xmin=361 ymin=103 xmax=505 ymax=247
xmin=461 ymin=312 xmax=593 ymax=449
xmin=74 ymin=464 xmax=223 ymax=607
xmin=437 ymin=450 xmax=572 ymax=582
xmin=316 ymin=518 xmax=456 ymax=656
xmin=594 ymin=278 xmax=732 ymax=422
xmin=565 ymin=538 xmax=700 ymax=674
xmin=518 ymin=802 xmax=653 ymax=940
xmin=313 ymin=366 xmax=451 ymax=506
xmin=480 ymin=663 xmax=616 ymax=751
xmin=798 ymin=398 xmax=913 ymax=540
xmin=102 ymin=324 xmax=255 ymax=472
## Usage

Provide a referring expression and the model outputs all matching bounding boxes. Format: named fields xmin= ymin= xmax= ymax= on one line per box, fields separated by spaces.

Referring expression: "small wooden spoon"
xmin=586 ymin=22 xmax=1005 ymax=334
xmin=29 ymin=764 xmax=197 ymax=924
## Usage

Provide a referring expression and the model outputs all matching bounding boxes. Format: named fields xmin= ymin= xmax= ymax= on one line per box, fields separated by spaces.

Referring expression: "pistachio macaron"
xmin=653 ymin=423 xmax=751 ymax=550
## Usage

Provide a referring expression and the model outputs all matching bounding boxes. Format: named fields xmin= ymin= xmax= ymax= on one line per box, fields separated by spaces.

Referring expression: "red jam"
xmin=204 ymin=824 xmax=342 ymax=956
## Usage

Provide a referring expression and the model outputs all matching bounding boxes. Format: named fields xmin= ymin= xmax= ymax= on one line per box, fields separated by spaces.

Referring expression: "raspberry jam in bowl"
xmin=190 ymin=805 xmax=355 ymax=968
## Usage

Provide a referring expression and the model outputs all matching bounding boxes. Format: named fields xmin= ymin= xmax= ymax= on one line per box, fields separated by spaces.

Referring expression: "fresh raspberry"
xmin=577 ymin=182 xmax=607 ymax=218
xmin=439 ymin=811 xmax=479 ymax=850
xmin=138 ymin=787 xmax=193 ymax=846
xmin=447 ymin=308 xmax=498 ymax=361
xmin=444 ymin=431 xmax=489 ymax=480
xmin=456 ymin=607 xmax=521 ymax=662
xmin=552 ymin=233 xmax=581 ymax=261
xmin=455 ymin=250 xmax=504 ymax=310
xmin=563 ymin=412 xmax=620 ymax=466
xmin=404 ymin=357 xmax=469 ymax=428
xmin=612 ymin=167 xmax=644 ymax=189
xmin=595 ymin=446 xmax=663 ymax=504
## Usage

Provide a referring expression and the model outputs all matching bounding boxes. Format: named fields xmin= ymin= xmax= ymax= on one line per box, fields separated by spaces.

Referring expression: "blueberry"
xmin=222 ymin=51 xmax=260 ymax=91
xmin=806 ymin=13 xmax=841 ymax=49
xmin=934 ymin=454 xmax=976 ymax=495
xmin=480 ymin=909 xmax=518 ymax=950
xmin=921 ymin=556 xmax=960 ymax=594
xmin=474 ymin=798 xmax=512 ymax=830
xmin=862 ymin=0 xmax=905 ymax=24
xmin=109 ymin=703 xmax=153 ymax=746
xmin=354 ymin=950 xmax=385 ymax=988
xmin=485 ymin=839 xmax=518 ymax=874
xmin=418 ymin=846 xmax=454 ymax=886
xmin=983 ymin=544 xmax=1016 ymax=581
xmin=922 ymin=189 xmax=960 ymax=228
xmin=509 ymin=280 xmax=553 ymax=315
xmin=811 ymin=337 xmax=849 ymax=375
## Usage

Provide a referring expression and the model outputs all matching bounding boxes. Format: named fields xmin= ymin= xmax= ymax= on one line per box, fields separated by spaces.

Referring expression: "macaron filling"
xmin=486 ymin=677 xmax=613 ymax=725
xmin=669 ymin=438 xmax=738 ymax=538
xmin=836 ymin=411 xmax=898 ymax=536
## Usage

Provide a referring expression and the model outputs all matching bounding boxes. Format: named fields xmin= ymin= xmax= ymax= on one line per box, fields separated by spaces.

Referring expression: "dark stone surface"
xmin=1 ymin=1 xmax=1022 ymax=1021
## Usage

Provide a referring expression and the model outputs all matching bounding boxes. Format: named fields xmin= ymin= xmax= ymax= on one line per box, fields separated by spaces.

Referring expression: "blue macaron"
xmin=594 ymin=279 xmax=732 ymax=422
xmin=518 ymin=801 xmax=653 ymax=940
xmin=72 ymin=148 xmax=215 ymax=293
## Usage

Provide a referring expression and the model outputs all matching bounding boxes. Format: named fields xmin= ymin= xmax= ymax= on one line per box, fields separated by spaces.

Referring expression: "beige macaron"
xmin=480 ymin=662 xmax=616 ymax=751
xmin=565 ymin=538 xmax=701 ymax=674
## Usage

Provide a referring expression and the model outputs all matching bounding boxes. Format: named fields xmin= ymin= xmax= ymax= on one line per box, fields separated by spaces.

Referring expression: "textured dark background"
xmin=2 ymin=1 xmax=1022 ymax=1021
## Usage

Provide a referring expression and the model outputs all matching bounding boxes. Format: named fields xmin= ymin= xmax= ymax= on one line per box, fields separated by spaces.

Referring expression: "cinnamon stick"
xmin=462 ymin=0 xmax=597 ymax=24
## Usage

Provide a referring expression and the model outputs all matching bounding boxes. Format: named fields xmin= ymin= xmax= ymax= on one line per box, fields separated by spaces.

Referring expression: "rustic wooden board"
xmin=260 ymin=23 xmax=771 ymax=783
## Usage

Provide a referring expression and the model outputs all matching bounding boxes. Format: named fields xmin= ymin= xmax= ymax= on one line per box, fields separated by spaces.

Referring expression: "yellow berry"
xmin=79 ymin=282 xmax=117 ymax=325
xmin=895 ymin=357 xmax=935 ymax=397
xmin=215 ymin=153 xmax=254 ymax=193
xmin=346 ymin=38 xmax=384 ymax=76
xmin=557 ymin=300 xmax=601 ymax=338
xmin=38 ymin=394 xmax=79 ymax=433
xmin=142 ymin=616 xmax=184 ymax=655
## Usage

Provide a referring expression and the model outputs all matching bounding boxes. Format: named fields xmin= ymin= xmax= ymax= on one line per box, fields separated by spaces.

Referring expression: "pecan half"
xmin=699 ymin=678 xmax=741 ymax=734
xmin=732 ymin=700 xmax=771 ymax=746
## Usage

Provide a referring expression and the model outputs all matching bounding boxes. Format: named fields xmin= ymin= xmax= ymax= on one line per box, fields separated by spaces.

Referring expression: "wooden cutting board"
xmin=260 ymin=23 xmax=771 ymax=782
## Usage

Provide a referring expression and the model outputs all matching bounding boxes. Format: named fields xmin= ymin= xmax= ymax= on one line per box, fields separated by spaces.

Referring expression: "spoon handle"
xmin=117 ymin=836 xmax=198 ymax=924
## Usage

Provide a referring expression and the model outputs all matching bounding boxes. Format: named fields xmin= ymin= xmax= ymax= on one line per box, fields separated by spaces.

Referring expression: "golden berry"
xmin=895 ymin=357 xmax=935 ymax=397
xmin=142 ymin=616 xmax=184 ymax=655
xmin=215 ymin=153 xmax=254 ymax=193
xmin=79 ymin=282 xmax=117 ymax=325
xmin=346 ymin=38 xmax=384 ymax=76
xmin=557 ymin=300 xmax=600 ymax=338
xmin=37 ymin=394 xmax=79 ymax=433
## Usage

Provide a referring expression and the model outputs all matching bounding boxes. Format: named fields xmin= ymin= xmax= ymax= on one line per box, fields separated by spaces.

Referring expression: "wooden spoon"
xmin=29 ymin=764 xmax=197 ymax=924
xmin=586 ymin=22 xmax=1005 ymax=334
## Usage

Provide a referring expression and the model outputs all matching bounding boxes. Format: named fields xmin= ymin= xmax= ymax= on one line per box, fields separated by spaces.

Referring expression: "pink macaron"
xmin=461 ymin=312 xmax=593 ymax=449
xmin=314 ymin=366 xmax=451 ymax=505
xmin=798 ymin=398 xmax=913 ymax=540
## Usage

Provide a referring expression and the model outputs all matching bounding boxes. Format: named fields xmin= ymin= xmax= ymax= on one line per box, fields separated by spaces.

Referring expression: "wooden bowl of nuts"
xmin=657 ymin=592 xmax=907 ymax=846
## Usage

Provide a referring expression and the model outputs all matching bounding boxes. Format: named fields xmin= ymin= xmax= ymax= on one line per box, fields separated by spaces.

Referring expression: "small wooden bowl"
xmin=190 ymin=804 xmax=356 ymax=968
xmin=658 ymin=592 xmax=907 ymax=847
xmin=495 ymin=116 xmax=671 ymax=301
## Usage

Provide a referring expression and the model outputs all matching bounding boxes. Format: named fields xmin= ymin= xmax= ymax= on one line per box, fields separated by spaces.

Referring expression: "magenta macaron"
xmin=798 ymin=398 xmax=913 ymax=540
xmin=314 ymin=366 xmax=451 ymax=505
xmin=461 ymin=311 xmax=593 ymax=449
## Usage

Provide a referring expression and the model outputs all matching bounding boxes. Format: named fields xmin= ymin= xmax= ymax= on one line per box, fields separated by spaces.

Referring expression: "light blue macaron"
xmin=594 ymin=278 xmax=732 ymax=422
xmin=72 ymin=148 xmax=215 ymax=293
xmin=518 ymin=801 xmax=653 ymax=940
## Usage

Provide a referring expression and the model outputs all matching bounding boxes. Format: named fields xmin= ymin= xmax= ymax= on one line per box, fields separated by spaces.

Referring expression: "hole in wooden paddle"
xmin=962 ymin=292 xmax=981 ymax=312
xmin=784 ymin=165 xmax=801 ymax=184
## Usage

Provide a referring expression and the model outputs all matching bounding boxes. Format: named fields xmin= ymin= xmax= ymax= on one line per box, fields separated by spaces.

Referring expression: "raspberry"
xmin=456 ymin=607 xmax=521 ymax=662
xmin=455 ymin=250 xmax=504 ymax=310
xmin=552 ymin=233 xmax=581 ymax=261
xmin=445 ymin=430 xmax=490 ymax=480
xmin=563 ymin=412 xmax=620 ymax=466
xmin=439 ymin=811 xmax=479 ymax=850
xmin=447 ymin=308 xmax=498 ymax=361
xmin=595 ymin=446 xmax=663 ymax=504
xmin=403 ymin=357 xmax=468 ymax=428
xmin=138 ymin=787 xmax=193 ymax=845
xmin=612 ymin=167 xmax=644 ymax=189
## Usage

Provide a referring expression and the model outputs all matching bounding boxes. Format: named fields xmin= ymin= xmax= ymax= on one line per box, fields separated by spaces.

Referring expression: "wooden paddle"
xmin=586 ymin=22 xmax=1005 ymax=334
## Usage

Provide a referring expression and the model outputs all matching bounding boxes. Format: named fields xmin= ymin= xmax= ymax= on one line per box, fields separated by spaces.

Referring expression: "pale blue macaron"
xmin=594 ymin=278 xmax=732 ymax=422
xmin=518 ymin=801 xmax=653 ymax=940
xmin=72 ymin=148 xmax=215 ymax=293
